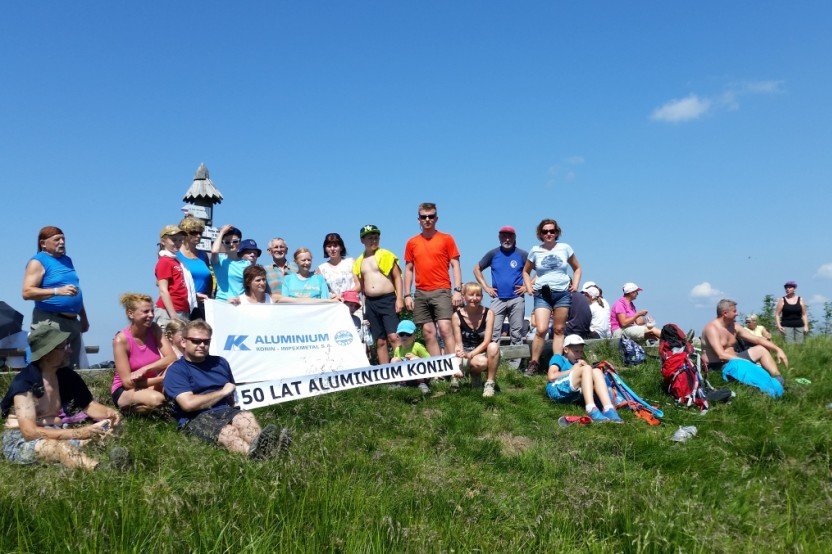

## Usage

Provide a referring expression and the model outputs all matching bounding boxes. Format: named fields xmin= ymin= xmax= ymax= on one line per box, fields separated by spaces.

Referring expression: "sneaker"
xmin=97 ymin=447 xmax=131 ymax=471
xmin=601 ymin=408 xmax=624 ymax=423
xmin=586 ymin=408 xmax=609 ymax=423
xmin=524 ymin=360 xmax=540 ymax=377
xmin=418 ymin=383 xmax=431 ymax=395
xmin=249 ymin=424 xmax=278 ymax=460
xmin=470 ymin=373 xmax=483 ymax=389
xmin=449 ymin=376 xmax=460 ymax=392
xmin=482 ymin=380 xmax=496 ymax=398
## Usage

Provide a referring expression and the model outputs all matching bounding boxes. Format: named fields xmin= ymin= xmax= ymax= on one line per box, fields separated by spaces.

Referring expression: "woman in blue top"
xmin=177 ymin=216 xmax=212 ymax=319
xmin=522 ymin=218 xmax=582 ymax=375
xmin=281 ymin=248 xmax=336 ymax=302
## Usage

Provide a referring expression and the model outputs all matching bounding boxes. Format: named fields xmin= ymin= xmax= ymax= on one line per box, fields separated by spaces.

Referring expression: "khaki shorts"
xmin=613 ymin=325 xmax=646 ymax=340
xmin=412 ymin=289 xmax=453 ymax=325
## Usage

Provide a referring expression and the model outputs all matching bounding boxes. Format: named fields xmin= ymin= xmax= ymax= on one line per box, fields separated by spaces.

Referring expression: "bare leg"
xmin=376 ymin=336 xmax=391 ymax=365
xmin=436 ymin=319 xmax=456 ymax=356
xmin=747 ymin=345 xmax=782 ymax=376
xmin=117 ymin=389 xmax=166 ymax=414
xmin=231 ymin=411 xmax=262 ymax=444
xmin=35 ymin=440 xmax=98 ymax=470
xmin=422 ymin=321 xmax=440 ymax=357
xmin=551 ymin=307 xmax=568 ymax=356
xmin=485 ymin=342 xmax=500 ymax=381
xmin=531 ymin=308 xmax=552 ymax=364
xmin=217 ymin=425 xmax=251 ymax=455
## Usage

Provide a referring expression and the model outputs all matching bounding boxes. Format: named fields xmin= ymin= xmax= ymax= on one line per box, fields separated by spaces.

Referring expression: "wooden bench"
xmin=0 ymin=345 xmax=100 ymax=371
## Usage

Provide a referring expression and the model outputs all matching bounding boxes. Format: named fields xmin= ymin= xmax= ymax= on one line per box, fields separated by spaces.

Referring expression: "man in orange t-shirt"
xmin=404 ymin=202 xmax=463 ymax=358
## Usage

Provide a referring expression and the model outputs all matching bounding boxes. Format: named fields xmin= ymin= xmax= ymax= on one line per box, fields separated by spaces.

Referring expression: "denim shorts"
xmin=546 ymin=374 xmax=582 ymax=403
xmin=533 ymin=288 xmax=571 ymax=310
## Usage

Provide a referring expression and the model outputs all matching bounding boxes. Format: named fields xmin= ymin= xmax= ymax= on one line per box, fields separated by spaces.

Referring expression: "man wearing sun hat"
xmin=473 ymin=226 xmax=528 ymax=352
xmin=609 ymin=282 xmax=661 ymax=342
xmin=1 ymin=321 xmax=126 ymax=470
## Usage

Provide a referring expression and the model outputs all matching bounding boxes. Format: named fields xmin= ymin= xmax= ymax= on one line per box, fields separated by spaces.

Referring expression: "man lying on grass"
xmin=163 ymin=320 xmax=291 ymax=459
xmin=1 ymin=321 xmax=127 ymax=471
xmin=701 ymin=299 xmax=788 ymax=398
xmin=546 ymin=334 xmax=623 ymax=423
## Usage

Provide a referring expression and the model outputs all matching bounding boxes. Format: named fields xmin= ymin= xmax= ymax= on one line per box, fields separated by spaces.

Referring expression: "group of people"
xmin=4 ymin=214 xmax=807 ymax=469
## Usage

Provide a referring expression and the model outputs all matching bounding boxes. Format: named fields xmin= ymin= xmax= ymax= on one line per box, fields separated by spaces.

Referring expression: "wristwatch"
xmin=454 ymin=286 xmax=462 ymax=293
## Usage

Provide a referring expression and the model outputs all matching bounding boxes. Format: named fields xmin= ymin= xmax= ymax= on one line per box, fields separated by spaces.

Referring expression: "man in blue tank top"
xmin=22 ymin=226 xmax=89 ymax=369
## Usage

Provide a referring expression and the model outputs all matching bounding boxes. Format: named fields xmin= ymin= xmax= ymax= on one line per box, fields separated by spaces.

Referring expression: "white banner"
xmin=235 ymin=355 xmax=460 ymax=409
xmin=204 ymin=299 xmax=371 ymax=384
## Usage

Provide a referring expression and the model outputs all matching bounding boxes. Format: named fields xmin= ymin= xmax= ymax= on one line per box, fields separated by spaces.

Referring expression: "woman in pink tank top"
xmin=111 ymin=293 xmax=176 ymax=413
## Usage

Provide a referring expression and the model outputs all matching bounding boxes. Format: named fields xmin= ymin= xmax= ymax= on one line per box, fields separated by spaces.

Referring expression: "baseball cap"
xmin=563 ymin=334 xmax=585 ymax=347
xmin=623 ymin=282 xmax=643 ymax=294
xmin=341 ymin=290 xmax=360 ymax=305
xmin=159 ymin=224 xmax=183 ymax=239
xmin=499 ymin=226 xmax=516 ymax=234
xmin=583 ymin=286 xmax=600 ymax=299
xmin=581 ymin=281 xmax=597 ymax=292
xmin=360 ymin=224 xmax=381 ymax=238
xmin=237 ymin=239 xmax=262 ymax=257
xmin=396 ymin=320 xmax=416 ymax=335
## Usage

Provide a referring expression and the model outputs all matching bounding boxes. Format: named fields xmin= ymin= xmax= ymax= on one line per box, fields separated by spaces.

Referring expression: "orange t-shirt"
xmin=404 ymin=231 xmax=460 ymax=291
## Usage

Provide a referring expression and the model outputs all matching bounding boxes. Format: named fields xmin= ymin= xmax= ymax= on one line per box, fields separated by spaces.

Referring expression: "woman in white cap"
xmin=609 ymin=282 xmax=661 ymax=342
xmin=582 ymin=283 xmax=611 ymax=339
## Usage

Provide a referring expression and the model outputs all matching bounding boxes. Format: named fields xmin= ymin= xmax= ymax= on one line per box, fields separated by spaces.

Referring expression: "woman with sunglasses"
xmin=112 ymin=293 xmax=176 ymax=414
xmin=210 ymin=224 xmax=243 ymax=302
xmin=177 ymin=216 xmax=213 ymax=319
xmin=522 ymin=218 xmax=582 ymax=375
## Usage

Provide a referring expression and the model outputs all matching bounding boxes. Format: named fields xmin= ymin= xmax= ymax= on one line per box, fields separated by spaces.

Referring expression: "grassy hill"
xmin=1 ymin=338 xmax=830 ymax=553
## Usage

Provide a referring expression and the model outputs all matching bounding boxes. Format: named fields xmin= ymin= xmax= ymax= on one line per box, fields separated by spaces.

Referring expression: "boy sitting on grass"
xmin=390 ymin=320 xmax=431 ymax=395
xmin=546 ymin=334 xmax=623 ymax=423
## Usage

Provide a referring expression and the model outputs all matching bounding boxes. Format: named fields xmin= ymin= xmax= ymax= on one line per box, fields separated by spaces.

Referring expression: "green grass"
xmin=2 ymin=338 xmax=831 ymax=553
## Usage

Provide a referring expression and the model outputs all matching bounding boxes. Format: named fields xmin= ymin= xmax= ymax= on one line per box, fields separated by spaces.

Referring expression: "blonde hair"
xmin=163 ymin=319 xmax=187 ymax=341
xmin=120 ymin=292 xmax=153 ymax=312
xmin=461 ymin=282 xmax=482 ymax=295
xmin=178 ymin=215 xmax=205 ymax=235
xmin=293 ymin=247 xmax=312 ymax=262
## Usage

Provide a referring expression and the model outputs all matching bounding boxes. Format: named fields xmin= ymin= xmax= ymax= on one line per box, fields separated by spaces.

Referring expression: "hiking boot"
xmin=418 ymin=382 xmax=431 ymax=395
xmin=249 ymin=424 xmax=278 ymax=460
xmin=524 ymin=360 xmax=540 ymax=377
xmin=470 ymin=373 xmax=483 ymax=389
xmin=586 ymin=408 xmax=609 ymax=423
xmin=482 ymin=380 xmax=496 ymax=398
xmin=274 ymin=428 xmax=292 ymax=458
xmin=449 ymin=376 xmax=460 ymax=392
xmin=601 ymin=408 xmax=624 ymax=423
xmin=97 ymin=446 xmax=131 ymax=471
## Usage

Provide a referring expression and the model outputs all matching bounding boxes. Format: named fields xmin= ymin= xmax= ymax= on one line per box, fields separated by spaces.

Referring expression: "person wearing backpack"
xmin=546 ymin=335 xmax=623 ymax=422
xmin=701 ymin=299 xmax=788 ymax=398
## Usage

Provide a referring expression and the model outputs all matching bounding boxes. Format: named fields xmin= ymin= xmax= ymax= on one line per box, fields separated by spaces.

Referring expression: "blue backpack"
xmin=618 ymin=335 xmax=646 ymax=366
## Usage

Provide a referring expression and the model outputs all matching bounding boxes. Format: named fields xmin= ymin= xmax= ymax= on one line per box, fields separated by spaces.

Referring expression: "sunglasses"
xmin=185 ymin=337 xmax=211 ymax=346
xmin=419 ymin=214 xmax=437 ymax=220
xmin=541 ymin=229 xmax=556 ymax=235
xmin=397 ymin=332 xmax=413 ymax=338
xmin=223 ymin=239 xmax=241 ymax=246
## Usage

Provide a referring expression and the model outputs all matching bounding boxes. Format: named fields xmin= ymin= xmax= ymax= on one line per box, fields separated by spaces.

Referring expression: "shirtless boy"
xmin=701 ymin=299 xmax=788 ymax=396
xmin=353 ymin=225 xmax=403 ymax=365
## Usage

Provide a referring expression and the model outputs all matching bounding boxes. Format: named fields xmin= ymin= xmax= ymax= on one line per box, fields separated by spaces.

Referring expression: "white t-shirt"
xmin=589 ymin=299 xmax=611 ymax=338
xmin=317 ymin=258 xmax=355 ymax=296
xmin=527 ymin=243 xmax=574 ymax=292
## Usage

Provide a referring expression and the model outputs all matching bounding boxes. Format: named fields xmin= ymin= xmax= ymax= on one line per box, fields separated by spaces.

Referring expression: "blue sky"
xmin=2 ymin=2 xmax=830 ymax=361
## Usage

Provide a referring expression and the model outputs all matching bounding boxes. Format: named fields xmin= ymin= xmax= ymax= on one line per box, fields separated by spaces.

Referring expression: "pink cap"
xmin=499 ymin=226 xmax=516 ymax=234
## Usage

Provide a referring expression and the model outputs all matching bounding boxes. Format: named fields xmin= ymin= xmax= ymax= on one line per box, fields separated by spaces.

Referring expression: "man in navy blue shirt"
xmin=473 ymin=226 xmax=528 ymax=351
xmin=164 ymin=320 xmax=290 ymax=459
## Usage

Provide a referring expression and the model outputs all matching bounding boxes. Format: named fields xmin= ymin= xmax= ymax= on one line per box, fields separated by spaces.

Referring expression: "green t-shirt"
xmin=393 ymin=341 xmax=429 ymax=359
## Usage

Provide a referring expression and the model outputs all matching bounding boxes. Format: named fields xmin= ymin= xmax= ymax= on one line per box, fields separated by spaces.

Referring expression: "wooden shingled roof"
xmin=182 ymin=163 xmax=223 ymax=205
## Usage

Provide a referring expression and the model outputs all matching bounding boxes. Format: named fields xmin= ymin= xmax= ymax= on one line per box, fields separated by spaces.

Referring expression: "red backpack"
xmin=659 ymin=323 xmax=709 ymax=411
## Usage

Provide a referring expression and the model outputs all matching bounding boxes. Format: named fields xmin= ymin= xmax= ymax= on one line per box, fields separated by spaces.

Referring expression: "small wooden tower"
xmin=181 ymin=163 xmax=224 ymax=250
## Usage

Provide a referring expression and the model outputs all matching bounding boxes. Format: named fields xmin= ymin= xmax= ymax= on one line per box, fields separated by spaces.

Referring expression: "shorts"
xmin=707 ymin=349 xmax=752 ymax=373
xmin=412 ymin=289 xmax=453 ymax=325
xmin=546 ymin=373 xmax=582 ymax=403
xmin=533 ymin=288 xmax=571 ymax=311
xmin=613 ymin=325 xmax=646 ymax=340
xmin=364 ymin=292 xmax=400 ymax=340
xmin=154 ymin=306 xmax=190 ymax=330
xmin=460 ymin=348 xmax=485 ymax=370
xmin=2 ymin=427 xmax=82 ymax=465
xmin=112 ymin=386 xmax=125 ymax=408
xmin=182 ymin=406 xmax=242 ymax=444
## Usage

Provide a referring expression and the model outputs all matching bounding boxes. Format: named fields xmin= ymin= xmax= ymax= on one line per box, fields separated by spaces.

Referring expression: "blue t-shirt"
xmin=32 ymin=252 xmax=84 ymax=313
xmin=163 ymin=355 xmax=237 ymax=427
xmin=213 ymin=254 xmax=251 ymax=301
xmin=177 ymin=251 xmax=212 ymax=295
xmin=282 ymin=273 xmax=330 ymax=299
xmin=227 ymin=260 xmax=251 ymax=299
xmin=527 ymin=243 xmax=574 ymax=292
xmin=478 ymin=246 xmax=528 ymax=299
xmin=549 ymin=353 xmax=573 ymax=373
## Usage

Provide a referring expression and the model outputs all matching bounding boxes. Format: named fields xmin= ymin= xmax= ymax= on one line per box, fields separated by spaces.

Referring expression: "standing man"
xmin=701 ymin=299 xmax=788 ymax=397
xmin=22 ymin=226 xmax=89 ymax=369
xmin=353 ymin=225 xmax=403 ymax=365
xmin=163 ymin=320 xmax=291 ymax=459
xmin=265 ymin=237 xmax=298 ymax=302
xmin=404 ymin=203 xmax=463 ymax=357
xmin=473 ymin=226 xmax=527 ymax=365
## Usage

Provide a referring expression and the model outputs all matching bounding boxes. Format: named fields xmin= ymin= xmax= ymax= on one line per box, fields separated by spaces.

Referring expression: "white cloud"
xmin=690 ymin=282 xmax=724 ymax=299
xmin=650 ymin=95 xmax=711 ymax=122
xmin=650 ymin=79 xmax=783 ymax=123
xmin=808 ymin=294 xmax=829 ymax=306
xmin=815 ymin=263 xmax=832 ymax=279
xmin=565 ymin=155 xmax=585 ymax=165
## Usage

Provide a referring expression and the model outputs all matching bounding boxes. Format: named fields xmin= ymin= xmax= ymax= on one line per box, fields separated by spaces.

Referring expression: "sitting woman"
xmin=112 ymin=293 xmax=176 ymax=414
xmin=237 ymin=265 xmax=272 ymax=304
xmin=583 ymin=283 xmax=611 ymax=339
xmin=451 ymin=282 xmax=500 ymax=398
xmin=281 ymin=248 xmax=335 ymax=302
